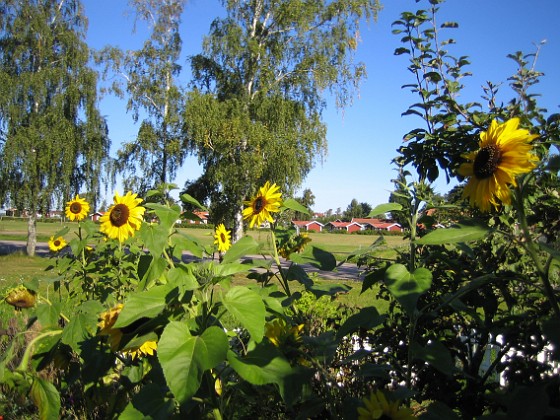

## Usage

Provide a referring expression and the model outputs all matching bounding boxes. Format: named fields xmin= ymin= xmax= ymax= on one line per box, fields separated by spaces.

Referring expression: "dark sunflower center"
xmin=220 ymin=233 xmax=226 ymax=242
xmin=110 ymin=204 xmax=130 ymax=227
xmin=70 ymin=202 xmax=82 ymax=214
xmin=253 ymin=197 xmax=265 ymax=213
xmin=54 ymin=240 xmax=61 ymax=246
xmin=473 ymin=145 xmax=502 ymax=179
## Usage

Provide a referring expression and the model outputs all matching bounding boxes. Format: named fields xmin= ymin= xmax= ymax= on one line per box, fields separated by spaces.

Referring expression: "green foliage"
xmin=184 ymin=0 xmax=381 ymax=239
xmin=95 ymin=1 xmax=187 ymax=195
xmin=0 ymin=0 xmax=110 ymax=255
xmin=1 ymin=186 xmax=368 ymax=418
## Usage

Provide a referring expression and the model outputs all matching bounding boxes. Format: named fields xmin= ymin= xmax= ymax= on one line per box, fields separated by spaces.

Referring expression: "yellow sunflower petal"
xmin=100 ymin=191 xmax=145 ymax=242
xmin=459 ymin=118 xmax=538 ymax=211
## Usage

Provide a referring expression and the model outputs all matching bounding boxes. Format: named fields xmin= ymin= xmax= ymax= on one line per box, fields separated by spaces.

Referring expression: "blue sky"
xmin=83 ymin=0 xmax=560 ymax=213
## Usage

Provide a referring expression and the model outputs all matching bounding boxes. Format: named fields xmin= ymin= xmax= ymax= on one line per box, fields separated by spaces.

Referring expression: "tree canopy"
xmin=0 ymin=0 xmax=109 ymax=255
xmin=95 ymin=0 xmax=187 ymax=196
xmin=184 ymin=0 xmax=381 ymax=239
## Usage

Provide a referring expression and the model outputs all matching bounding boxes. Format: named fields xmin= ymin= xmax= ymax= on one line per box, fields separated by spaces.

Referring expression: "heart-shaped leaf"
xmin=384 ymin=264 xmax=432 ymax=316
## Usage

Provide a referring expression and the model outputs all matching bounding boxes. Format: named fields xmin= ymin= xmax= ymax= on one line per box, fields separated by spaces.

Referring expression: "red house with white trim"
xmin=351 ymin=218 xmax=402 ymax=232
xmin=325 ymin=221 xmax=363 ymax=233
xmin=292 ymin=220 xmax=324 ymax=233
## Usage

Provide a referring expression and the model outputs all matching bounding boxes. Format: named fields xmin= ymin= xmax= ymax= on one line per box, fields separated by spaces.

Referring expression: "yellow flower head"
xmin=48 ymin=236 xmax=67 ymax=252
xmin=458 ymin=118 xmax=539 ymax=212
xmin=65 ymin=194 xmax=90 ymax=221
xmin=126 ymin=340 xmax=157 ymax=360
xmin=100 ymin=191 xmax=145 ymax=242
xmin=242 ymin=181 xmax=283 ymax=228
xmin=98 ymin=304 xmax=124 ymax=351
xmin=214 ymin=223 xmax=232 ymax=253
xmin=265 ymin=318 xmax=304 ymax=348
xmin=358 ymin=390 xmax=416 ymax=420
xmin=5 ymin=285 xmax=36 ymax=309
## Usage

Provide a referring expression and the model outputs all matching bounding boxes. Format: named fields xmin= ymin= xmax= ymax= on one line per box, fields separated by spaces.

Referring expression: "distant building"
xmin=292 ymin=220 xmax=324 ymax=233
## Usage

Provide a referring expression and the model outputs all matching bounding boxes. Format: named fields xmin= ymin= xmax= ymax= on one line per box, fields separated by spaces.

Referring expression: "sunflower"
xmin=65 ymin=194 xmax=90 ymax=221
xmin=98 ymin=304 xmax=124 ymax=351
xmin=265 ymin=318 xmax=304 ymax=348
xmin=127 ymin=340 xmax=157 ymax=360
xmin=100 ymin=191 xmax=145 ymax=242
xmin=242 ymin=181 xmax=282 ymax=228
xmin=214 ymin=223 xmax=232 ymax=253
xmin=458 ymin=118 xmax=539 ymax=212
xmin=48 ymin=236 xmax=67 ymax=252
xmin=358 ymin=390 xmax=416 ymax=420
xmin=5 ymin=285 xmax=36 ymax=309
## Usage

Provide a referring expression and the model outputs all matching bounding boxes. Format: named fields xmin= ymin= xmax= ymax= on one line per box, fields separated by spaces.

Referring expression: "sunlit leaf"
xmin=416 ymin=222 xmax=490 ymax=245
xmin=281 ymin=198 xmax=309 ymax=214
xmin=223 ymin=286 xmax=265 ymax=342
xmin=368 ymin=203 xmax=403 ymax=217
xmin=158 ymin=321 xmax=209 ymax=403
xmin=30 ymin=377 xmax=60 ymax=420
xmin=384 ymin=264 xmax=432 ymax=316
xmin=221 ymin=235 xmax=261 ymax=264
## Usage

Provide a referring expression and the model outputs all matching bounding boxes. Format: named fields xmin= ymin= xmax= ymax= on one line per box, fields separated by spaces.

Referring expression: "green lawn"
xmin=0 ymin=219 xmax=399 ymax=312
xmin=0 ymin=218 xmax=407 ymax=258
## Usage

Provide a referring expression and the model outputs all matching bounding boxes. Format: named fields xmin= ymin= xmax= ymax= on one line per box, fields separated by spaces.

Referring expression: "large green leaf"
xmin=411 ymin=340 xmax=454 ymax=375
xmin=200 ymin=326 xmax=228 ymax=368
xmin=36 ymin=303 xmax=61 ymax=328
xmin=166 ymin=265 xmax=199 ymax=291
xmin=336 ymin=307 xmax=385 ymax=341
xmin=139 ymin=222 xmax=169 ymax=258
xmin=227 ymin=342 xmax=293 ymax=386
xmin=180 ymin=193 xmax=207 ymax=210
xmin=368 ymin=203 xmax=403 ymax=217
xmin=384 ymin=264 xmax=432 ymax=316
xmin=222 ymin=287 xmax=266 ymax=342
xmin=119 ymin=383 xmax=175 ymax=419
xmin=145 ymin=203 xmax=181 ymax=230
xmin=170 ymin=232 xmax=205 ymax=259
xmin=114 ymin=285 xmax=173 ymax=328
xmin=158 ymin=321 xmax=210 ymax=403
xmin=288 ymin=246 xmax=336 ymax=271
xmin=281 ymin=198 xmax=309 ymax=215
xmin=221 ymin=235 xmax=261 ymax=264
xmin=30 ymin=377 xmax=60 ymax=420
xmin=61 ymin=313 xmax=94 ymax=351
xmin=416 ymin=222 xmax=490 ymax=245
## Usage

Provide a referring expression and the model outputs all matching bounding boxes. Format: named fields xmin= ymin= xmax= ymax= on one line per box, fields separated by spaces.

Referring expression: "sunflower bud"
xmin=5 ymin=285 xmax=36 ymax=308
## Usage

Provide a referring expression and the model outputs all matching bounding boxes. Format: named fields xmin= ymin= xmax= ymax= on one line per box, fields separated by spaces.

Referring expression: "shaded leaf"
xmin=336 ymin=307 xmax=385 ymax=341
xmin=289 ymin=246 xmax=336 ymax=271
xmin=411 ymin=340 xmax=454 ymax=375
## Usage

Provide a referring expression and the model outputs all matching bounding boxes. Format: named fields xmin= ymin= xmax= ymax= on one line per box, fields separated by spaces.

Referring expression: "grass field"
xmin=0 ymin=218 xmax=407 ymax=258
xmin=0 ymin=219 xmax=402 ymax=313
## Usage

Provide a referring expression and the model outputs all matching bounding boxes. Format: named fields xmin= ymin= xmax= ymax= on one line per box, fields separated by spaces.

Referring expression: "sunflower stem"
xmin=513 ymin=185 xmax=560 ymax=321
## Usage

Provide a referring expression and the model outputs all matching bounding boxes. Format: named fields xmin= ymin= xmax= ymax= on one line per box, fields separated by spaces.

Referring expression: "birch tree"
xmin=95 ymin=0 xmax=187 ymax=196
xmin=184 ymin=0 xmax=381 ymax=240
xmin=0 ymin=0 xmax=110 ymax=255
